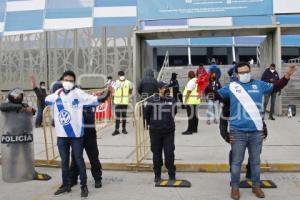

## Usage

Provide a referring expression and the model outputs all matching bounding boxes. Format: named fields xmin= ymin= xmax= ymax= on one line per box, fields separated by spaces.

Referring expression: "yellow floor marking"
xmin=247 ymin=181 xmax=253 ymax=187
xmin=173 ymin=180 xmax=182 ymax=186
xmin=160 ymin=180 xmax=168 ymax=186
xmin=263 ymin=181 xmax=272 ymax=187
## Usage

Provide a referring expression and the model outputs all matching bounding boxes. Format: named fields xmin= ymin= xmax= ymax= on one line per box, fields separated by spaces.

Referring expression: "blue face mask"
xmin=239 ymin=73 xmax=251 ymax=83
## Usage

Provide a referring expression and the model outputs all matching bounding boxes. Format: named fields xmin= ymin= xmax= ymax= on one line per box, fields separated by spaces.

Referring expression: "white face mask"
xmin=62 ymin=81 xmax=74 ymax=91
xmin=239 ymin=73 xmax=251 ymax=83
xmin=270 ymin=69 xmax=275 ymax=73
xmin=40 ymin=86 xmax=46 ymax=89
xmin=119 ymin=76 xmax=125 ymax=81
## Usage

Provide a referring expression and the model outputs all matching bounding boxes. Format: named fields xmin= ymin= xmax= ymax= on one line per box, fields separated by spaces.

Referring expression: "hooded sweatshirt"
xmin=138 ymin=68 xmax=158 ymax=99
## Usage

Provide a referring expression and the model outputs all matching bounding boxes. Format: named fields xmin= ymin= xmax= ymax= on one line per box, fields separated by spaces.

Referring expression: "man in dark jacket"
xmin=138 ymin=68 xmax=158 ymax=99
xmin=169 ymin=72 xmax=180 ymax=102
xmin=29 ymin=77 xmax=47 ymax=127
xmin=145 ymin=81 xmax=177 ymax=183
xmin=261 ymin=64 xmax=280 ymax=120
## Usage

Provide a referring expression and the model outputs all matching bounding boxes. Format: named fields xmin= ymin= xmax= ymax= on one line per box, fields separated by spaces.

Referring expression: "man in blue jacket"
xmin=218 ymin=62 xmax=296 ymax=200
xmin=261 ymin=64 xmax=280 ymax=120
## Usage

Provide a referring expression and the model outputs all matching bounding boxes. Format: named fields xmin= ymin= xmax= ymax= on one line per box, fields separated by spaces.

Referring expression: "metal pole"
xmin=188 ymin=38 xmax=192 ymax=66
xmin=232 ymin=36 xmax=236 ymax=62
xmin=45 ymin=32 xmax=50 ymax=89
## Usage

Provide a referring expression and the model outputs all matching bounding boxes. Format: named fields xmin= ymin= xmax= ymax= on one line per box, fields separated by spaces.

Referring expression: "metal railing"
xmin=40 ymin=89 xmax=113 ymax=164
xmin=42 ymin=106 xmax=57 ymax=164
xmin=157 ymin=51 xmax=169 ymax=81
xmin=133 ymin=52 xmax=171 ymax=167
xmin=288 ymin=57 xmax=300 ymax=64
xmin=134 ymin=98 xmax=151 ymax=166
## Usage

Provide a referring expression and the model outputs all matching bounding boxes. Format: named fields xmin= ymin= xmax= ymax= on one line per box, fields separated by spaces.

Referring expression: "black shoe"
xmin=182 ymin=130 xmax=192 ymax=135
xmin=122 ymin=129 xmax=128 ymax=134
xmin=269 ymin=116 xmax=275 ymax=120
xmin=95 ymin=180 xmax=102 ymax=188
xmin=112 ymin=130 xmax=120 ymax=136
xmin=69 ymin=181 xmax=78 ymax=188
xmin=81 ymin=185 xmax=89 ymax=198
xmin=169 ymin=175 xmax=176 ymax=181
xmin=154 ymin=176 xmax=161 ymax=183
xmin=245 ymin=173 xmax=251 ymax=180
xmin=54 ymin=185 xmax=71 ymax=196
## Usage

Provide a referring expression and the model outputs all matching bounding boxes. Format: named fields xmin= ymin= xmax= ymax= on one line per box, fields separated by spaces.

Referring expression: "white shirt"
xmin=45 ymin=88 xmax=98 ymax=138
xmin=186 ymin=79 xmax=197 ymax=91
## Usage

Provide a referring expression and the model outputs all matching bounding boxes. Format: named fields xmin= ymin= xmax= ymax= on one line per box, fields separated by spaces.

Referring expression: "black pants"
xmin=186 ymin=105 xmax=198 ymax=132
xmin=69 ymin=128 xmax=102 ymax=183
xmin=35 ymin=105 xmax=45 ymax=127
xmin=115 ymin=104 xmax=128 ymax=130
xmin=150 ymin=131 xmax=176 ymax=177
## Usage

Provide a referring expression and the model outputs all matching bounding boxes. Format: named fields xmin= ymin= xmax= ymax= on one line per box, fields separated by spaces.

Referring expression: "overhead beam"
xmin=135 ymin=25 xmax=278 ymax=40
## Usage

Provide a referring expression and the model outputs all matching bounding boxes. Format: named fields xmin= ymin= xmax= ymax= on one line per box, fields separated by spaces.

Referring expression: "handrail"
xmin=288 ymin=57 xmax=300 ymax=64
xmin=157 ymin=51 xmax=169 ymax=81
xmin=134 ymin=96 xmax=152 ymax=166
xmin=133 ymin=51 xmax=169 ymax=167
xmin=42 ymin=106 xmax=57 ymax=164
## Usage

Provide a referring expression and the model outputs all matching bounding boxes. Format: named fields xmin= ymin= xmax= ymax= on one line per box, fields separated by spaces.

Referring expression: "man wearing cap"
xmin=145 ymin=81 xmax=177 ymax=183
xmin=169 ymin=72 xmax=180 ymax=102
xmin=112 ymin=71 xmax=133 ymax=136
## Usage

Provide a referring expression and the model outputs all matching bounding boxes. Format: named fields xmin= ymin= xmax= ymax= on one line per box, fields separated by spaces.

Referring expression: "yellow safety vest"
xmin=183 ymin=78 xmax=200 ymax=105
xmin=113 ymin=80 xmax=131 ymax=105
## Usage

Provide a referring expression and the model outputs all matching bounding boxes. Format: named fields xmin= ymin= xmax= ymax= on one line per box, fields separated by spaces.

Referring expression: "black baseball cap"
xmin=118 ymin=71 xmax=125 ymax=76
xmin=158 ymin=81 xmax=168 ymax=89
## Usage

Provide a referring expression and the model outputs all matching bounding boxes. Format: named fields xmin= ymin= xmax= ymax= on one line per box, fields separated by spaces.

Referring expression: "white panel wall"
xmin=274 ymin=0 xmax=300 ymax=14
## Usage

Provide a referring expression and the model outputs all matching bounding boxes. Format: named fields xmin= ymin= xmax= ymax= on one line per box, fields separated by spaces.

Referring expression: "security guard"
xmin=182 ymin=71 xmax=200 ymax=135
xmin=145 ymin=81 xmax=177 ymax=183
xmin=112 ymin=71 xmax=133 ymax=136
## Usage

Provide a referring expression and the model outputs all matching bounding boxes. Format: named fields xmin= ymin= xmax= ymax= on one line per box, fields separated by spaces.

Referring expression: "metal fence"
xmin=0 ymin=26 xmax=134 ymax=91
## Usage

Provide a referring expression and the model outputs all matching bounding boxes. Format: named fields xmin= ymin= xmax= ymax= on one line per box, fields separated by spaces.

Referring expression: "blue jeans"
xmin=57 ymin=137 xmax=87 ymax=186
xmin=230 ymin=131 xmax=263 ymax=189
xmin=206 ymin=100 xmax=219 ymax=121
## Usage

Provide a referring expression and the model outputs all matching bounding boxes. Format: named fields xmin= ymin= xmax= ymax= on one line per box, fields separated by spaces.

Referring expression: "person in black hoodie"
xmin=145 ymin=81 xmax=177 ymax=183
xmin=261 ymin=64 xmax=280 ymax=120
xmin=138 ymin=68 xmax=158 ymax=99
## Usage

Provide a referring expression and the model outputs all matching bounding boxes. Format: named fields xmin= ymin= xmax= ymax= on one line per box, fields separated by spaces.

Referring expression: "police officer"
xmin=145 ymin=81 xmax=177 ymax=183
xmin=182 ymin=71 xmax=200 ymax=135
xmin=112 ymin=71 xmax=133 ymax=136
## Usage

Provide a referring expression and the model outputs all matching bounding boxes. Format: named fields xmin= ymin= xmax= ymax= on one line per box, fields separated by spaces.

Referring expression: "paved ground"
xmin=20 ymin=108 xmax=300 ymax=165
xmin=0 ymin=167 xmax=300 ymax=200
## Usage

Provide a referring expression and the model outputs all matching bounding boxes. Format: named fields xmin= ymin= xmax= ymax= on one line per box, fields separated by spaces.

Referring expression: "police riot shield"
xmin=1 ymin=111 xmax=35 ymax=182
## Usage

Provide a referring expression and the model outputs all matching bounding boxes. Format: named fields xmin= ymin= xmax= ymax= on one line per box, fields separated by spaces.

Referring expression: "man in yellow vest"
xmin=112 ymin=71 xmax=133 ymax=136
xmin=182 ymin=71 xmax=200 ymax=135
